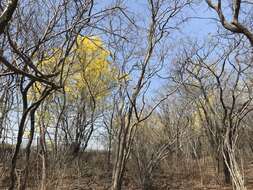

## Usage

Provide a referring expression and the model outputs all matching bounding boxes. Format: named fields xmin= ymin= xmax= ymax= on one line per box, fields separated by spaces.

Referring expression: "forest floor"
xmin=49 ymin=156 xmax=253 ymax=190
xmin=0 ymin=152 xmax=253 ymax=190
xmin=54 ymin=160 xmax=253 ymax=190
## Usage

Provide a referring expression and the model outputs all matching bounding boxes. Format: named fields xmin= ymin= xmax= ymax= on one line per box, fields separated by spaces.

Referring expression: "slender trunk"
xmin=40 ymin=117 xmax=47 ymax=190
xmin=107 ymin=136 xmax=112 ymax=171
xmin=140 ymin=173 xmax=153 ymax=190
xmin=54 ymin=124 xmax=58 ymax=155
xmin=40 ymin=154 xmax=46 ymax=190
xmin=111 ymin=142 xmax=125 ymax=190
xmin=223 ymin=150 xmax=231 ymax=184
xmin=9 ymin=92 xmax=28 ymax=190
xmin=223 ymin=141 xmax=247 ymax=190
xmin=20 ymin=108 xmax=37 ymax=190
xmin=111 ymin=168 xmax=124 ymax=190
xmin=107 ymin=120 xmax=113 ymax=171
xmin=111 ymin=129 xmax=128 ymax=190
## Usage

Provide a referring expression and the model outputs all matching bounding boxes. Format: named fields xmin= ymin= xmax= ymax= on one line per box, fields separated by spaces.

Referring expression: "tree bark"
xmin=20 ymin=108 xmax=37 ymax=190
xmin=141 ymin=175 xmax=153 ymax=190
xmin=0 ymin=0 xmax=18 ymax=35
xmin=111 ymin=136 xmax=125 ymax=190
xmin=223 ymin=150 xmax=231 ymax=184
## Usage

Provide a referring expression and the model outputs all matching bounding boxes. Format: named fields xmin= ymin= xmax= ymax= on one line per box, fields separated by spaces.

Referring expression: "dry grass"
xmin=0 ymin=151 xmax=253 ymax=190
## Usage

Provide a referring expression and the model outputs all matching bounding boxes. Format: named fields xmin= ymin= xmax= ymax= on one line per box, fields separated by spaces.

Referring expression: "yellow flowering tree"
xmin=29 ymin=36 xmax=114 ymax=100
xmin=26 ymin=36 xmax=115 ymax=148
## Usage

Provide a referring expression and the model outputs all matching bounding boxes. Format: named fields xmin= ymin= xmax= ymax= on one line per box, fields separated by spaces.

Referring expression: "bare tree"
xmin=0 ymin=1 xmax=96 ymax=189
xmin=131 ymin=110 xmax=184 ymax=190
xmin=0 ymin=0 xmax=18 ymax=35
xmin=175 ymin=39 xmax=253 ymax=189
xmin=106 ymin=1 xmax=191 ymax=189
xmin=206 ymin=0 xmax=253 ymax=46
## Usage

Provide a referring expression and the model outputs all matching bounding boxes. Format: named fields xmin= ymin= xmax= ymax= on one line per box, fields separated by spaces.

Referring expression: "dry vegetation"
xmin=1 ymin=149 xmax=253 ymax=190
xmin=0 ymin=0 xmax=253 ymax=190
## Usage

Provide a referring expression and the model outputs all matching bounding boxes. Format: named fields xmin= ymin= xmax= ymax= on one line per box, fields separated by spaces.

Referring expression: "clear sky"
xmin=97 ymin=0 xmax=218 ymax=39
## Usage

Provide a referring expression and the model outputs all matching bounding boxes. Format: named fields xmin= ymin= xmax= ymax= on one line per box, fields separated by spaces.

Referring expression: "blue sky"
xmin=6 ymin=0 xmax=223 ymax=149
xmin=85 ymin=0 xmax=222 ymax=150
xmin=97 ymin=0 xmax=218 ymax=39
xmin=92 ymin=0 xmax=222 ymax=106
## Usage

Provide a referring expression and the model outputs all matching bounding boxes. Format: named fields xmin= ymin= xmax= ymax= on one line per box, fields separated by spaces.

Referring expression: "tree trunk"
xmin=111 ymin=169 xmax=123 ymax=190
xmin=111 ymin=145 xmax=125 ymax=190
xmin=40 ymin=121 xmax=47 ymax=190
xmin=40 ymin=154 xmax=46 ymax=190
xmin=111 ymin=131 xmax=127 ymax=190
xmin=9 ymin=91 xmax=29 ymax=190
xmin=141 ymin=175 xmax=153 ymax=190
xmin=107 ymin=136 xmax=112 ymax=171
xmin=223 ymin=141 xmax=247 ymax=190
xmin=223 ymin=150 xmax=231 ymax=184
xmin=20 ymin=108 xmax=37 ymax=190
